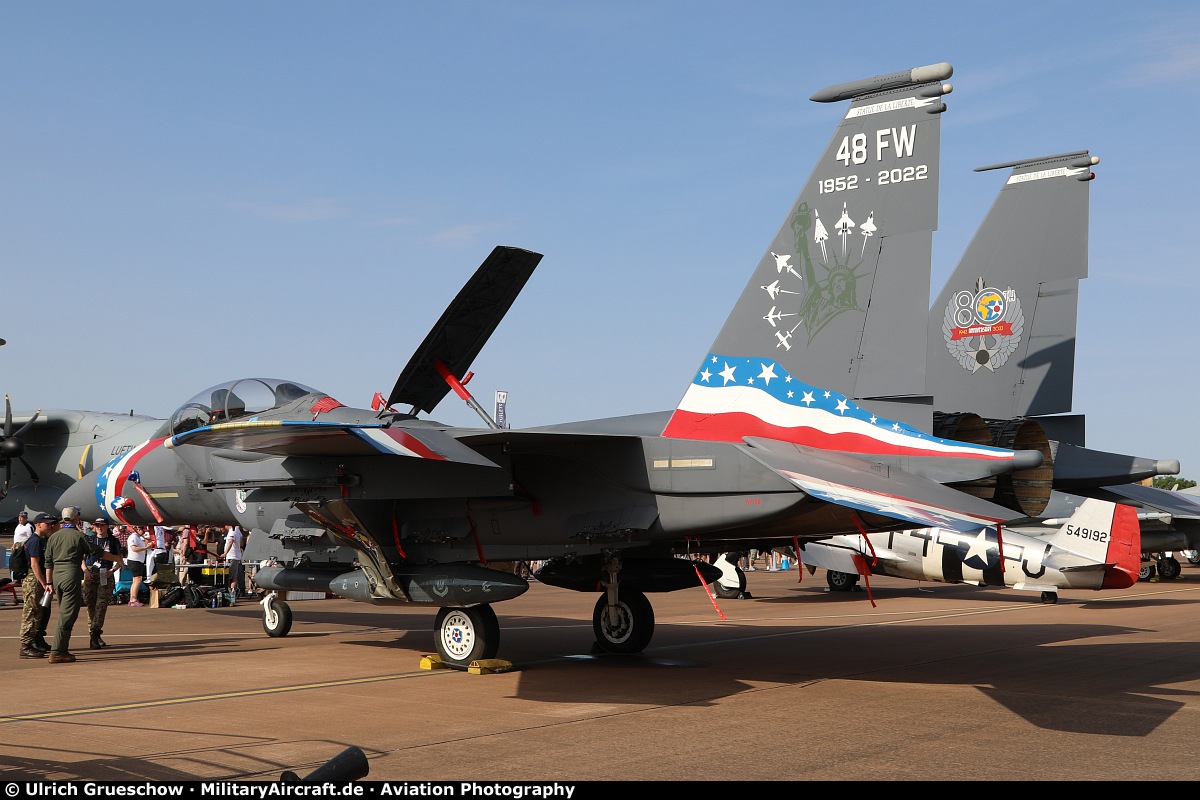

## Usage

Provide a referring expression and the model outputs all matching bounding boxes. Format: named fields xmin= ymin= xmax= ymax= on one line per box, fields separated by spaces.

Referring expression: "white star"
xmin=757 ymin=363 xmax=778 ymax=386
xmin=892 ymin=423 xmax=901 ymax=431
xmin=787 ymin=391 xmax=794 ymax=399
xmin=801 ymin=391 xmax=815 ymax=406
xmin=784 ymin=375 xmax=792 ymax=383
xmin=747 ymin=377 xmax=755 ymax=385
xmin=835 ymin=399 xmax=849 ymax=414
xmin=869 ymin=415 xmax=877 ymax=424
xmin=719 ymin=362 xmax=737 ymax=385
xmin=823 ymin=391 xmax=831 ymax=399
xmin=964 ymin=529 xmax=992 ymax=563
xmin=710 ymin=355 xmax=718 ymax=364
xmin=700 ymin=368 xmax=712 ymax=383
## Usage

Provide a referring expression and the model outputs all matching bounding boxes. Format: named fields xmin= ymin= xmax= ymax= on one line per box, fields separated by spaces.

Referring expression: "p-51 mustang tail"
xmin=797 ymin=496 xmax=1141 ymax=601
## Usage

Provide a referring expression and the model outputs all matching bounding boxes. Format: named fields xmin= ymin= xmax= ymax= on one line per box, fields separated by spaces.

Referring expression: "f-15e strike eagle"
xmin=60 ymin=62 xmax=1054 ymax=667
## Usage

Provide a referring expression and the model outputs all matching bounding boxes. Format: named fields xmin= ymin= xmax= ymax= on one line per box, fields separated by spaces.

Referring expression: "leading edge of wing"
xmin=740 ymin=436 xmax=1019 ymax=533
xmin=166 ymin=420 xmax=500 ymax=466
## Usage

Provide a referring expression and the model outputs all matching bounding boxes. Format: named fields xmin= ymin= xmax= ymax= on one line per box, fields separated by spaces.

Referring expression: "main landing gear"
xmin=1040 ymin=591 xmax=1058 ymax=604
xmin=710 ymin=553 xmax=748 ymax=599
xmin=434 ymin=605 xmax=500 ymax=667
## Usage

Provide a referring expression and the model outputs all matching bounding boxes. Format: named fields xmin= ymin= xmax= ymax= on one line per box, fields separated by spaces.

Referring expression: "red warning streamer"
xmin=695 ymin=562 xmax=726 ymax=620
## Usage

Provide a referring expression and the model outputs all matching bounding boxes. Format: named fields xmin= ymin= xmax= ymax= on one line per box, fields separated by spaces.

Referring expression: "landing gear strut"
xmin=592 ymin=551 xmax=655 ymax=654
xmin=262 ymin=592 xmax=293 ymax=637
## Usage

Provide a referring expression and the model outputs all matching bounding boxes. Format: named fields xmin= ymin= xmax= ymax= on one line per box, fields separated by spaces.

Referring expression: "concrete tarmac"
xmin=3 ymin=563 xmax=1200 ymax=782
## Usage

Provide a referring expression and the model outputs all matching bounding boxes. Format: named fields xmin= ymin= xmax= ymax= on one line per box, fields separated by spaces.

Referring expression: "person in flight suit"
xmin=18 ymin=513 xmax=57 ymax=658
xmin=44 ymin=508 xmax=122 ymax=663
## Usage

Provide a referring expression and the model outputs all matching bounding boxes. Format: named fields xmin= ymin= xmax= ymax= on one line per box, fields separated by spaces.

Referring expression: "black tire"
xmin=826 ymin=570 xmax=860 ymax=592
xmin=1187 ymin=551 xmax=1200 ymax=565
xmin=712 ymin=564 xmax=747 ymax=599
xmin=263 ymin=598 xmax=293 ymax=637
xmin=1040 ymin=591 xmax=1058 ymax=604
xmin=1157 ymin=556 xmax=1182 ymax=581
xmin=592 ymin=589 xmax=654 ymax=654
xmin=1138 ymin=562 xmax=1157 ymax=582
xmin=434 ymin=605 xmax=500 ymax=667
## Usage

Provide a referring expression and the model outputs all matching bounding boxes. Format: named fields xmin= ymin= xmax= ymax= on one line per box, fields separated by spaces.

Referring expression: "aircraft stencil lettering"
xmin=942 ymin=276 xmax=1025 ymax=373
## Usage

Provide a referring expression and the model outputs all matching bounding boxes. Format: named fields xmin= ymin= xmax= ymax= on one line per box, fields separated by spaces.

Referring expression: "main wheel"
xmin=1186 ymin=550 xmax=1200 ymax=565
xmin=434 ymin=605 xmax=500 ymax=667
xmin=1040 ymin=591 xmax=1058 ymax=604
xmin=1157 ymin=556 xmax=1182 ymax=581
xmin=1138 ymin=562 xmax=1156 ymax=582
xmin=711 ymin=555 xmax=747 ymax=599
xmin=262 ymin=597 xmax=293 ymax=637
xmin=826 ymin=570 xmax=860 ymax=592
xmin=592 ymin=589 xmax=654 ymax=654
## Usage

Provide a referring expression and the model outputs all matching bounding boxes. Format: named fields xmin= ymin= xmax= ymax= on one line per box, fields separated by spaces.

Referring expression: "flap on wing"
xmin=167 ymin=420 xmax=499 ymax=466
xmin=741 ymin=436 xmax=1018 ymax=533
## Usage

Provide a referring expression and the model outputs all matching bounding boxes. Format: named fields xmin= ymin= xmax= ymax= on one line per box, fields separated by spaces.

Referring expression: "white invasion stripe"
xmin=845 ymin=95 xmax=936 ymax=118
xmin=1006 ymin=166 xmax=1087 ymax=184
xmin=676 ymin=384 xmax=1005 ymax=459
xmin=357 ymin=428 xmax=424 ymax=457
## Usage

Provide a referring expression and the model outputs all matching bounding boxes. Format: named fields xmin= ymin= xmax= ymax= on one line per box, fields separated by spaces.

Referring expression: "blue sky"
xmin=3 ymin=2 xmax=1198 ymax=479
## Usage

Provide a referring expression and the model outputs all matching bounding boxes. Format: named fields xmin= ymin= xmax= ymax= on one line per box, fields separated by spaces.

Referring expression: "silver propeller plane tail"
xmin=60 ymin=63 xmax=1046 ymax=667
xmin=797 ymin=496 xmax=1140 ymax=603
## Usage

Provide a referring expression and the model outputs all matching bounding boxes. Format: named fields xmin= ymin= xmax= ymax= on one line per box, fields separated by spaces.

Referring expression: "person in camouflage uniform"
xmin=82 ymin=518 xmax=124 ymax=649
xmin=19 ymin=513 xmax=58 ymax=658
xmin=45 ymin=508 xmax=122 ymax=663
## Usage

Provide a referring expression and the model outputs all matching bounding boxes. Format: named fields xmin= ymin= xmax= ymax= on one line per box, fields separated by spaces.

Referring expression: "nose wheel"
xmin=262 ymin=592 xmax=293 ymax=637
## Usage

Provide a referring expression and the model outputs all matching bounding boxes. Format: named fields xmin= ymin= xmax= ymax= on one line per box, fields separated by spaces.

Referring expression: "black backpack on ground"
xmin=8 ymin=542 xmax=29 ymax=583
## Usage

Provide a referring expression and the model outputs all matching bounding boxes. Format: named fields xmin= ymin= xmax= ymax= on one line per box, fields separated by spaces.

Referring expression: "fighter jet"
xmin=794 ymin=497 xmax=1140 ymax=604
xmin=61 ymin=63 xmax=1049 ymax=667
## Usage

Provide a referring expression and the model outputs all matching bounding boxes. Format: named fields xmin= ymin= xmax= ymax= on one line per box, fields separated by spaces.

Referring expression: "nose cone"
xmin=59 ymin=475 xmax=104 ymax=521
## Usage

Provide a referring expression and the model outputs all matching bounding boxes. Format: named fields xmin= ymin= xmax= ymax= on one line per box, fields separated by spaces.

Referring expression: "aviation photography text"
xmin=10 ymin=782 xmax=581 ymax=799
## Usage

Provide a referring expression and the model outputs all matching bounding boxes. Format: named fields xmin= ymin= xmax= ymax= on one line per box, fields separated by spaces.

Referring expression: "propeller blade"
xmin=3 ymin=394 xmax=11 ymax=438
xmin=12 ymin=408 xmax=41 ymax=440
xmin=2 ymin=459 xmax=10 ymax=499
xmin=19 ymin=457 xmax=39 ymax=486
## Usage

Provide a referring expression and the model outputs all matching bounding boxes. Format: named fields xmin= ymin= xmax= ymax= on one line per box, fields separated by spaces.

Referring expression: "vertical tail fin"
xmin=664 ymin=63 xmax=1022 ymax=472
xmin=1042 ymin=497 xmax=1140 ymax=588
xmin=928 ymin=152 xmax=1098 ymax=423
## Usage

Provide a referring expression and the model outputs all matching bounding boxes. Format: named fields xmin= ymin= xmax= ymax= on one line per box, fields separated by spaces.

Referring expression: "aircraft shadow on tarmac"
xmin=185 ymin=602 xmax=1199 ymax=738
xmin=498 ymin=618 xmax=1199 ymax=737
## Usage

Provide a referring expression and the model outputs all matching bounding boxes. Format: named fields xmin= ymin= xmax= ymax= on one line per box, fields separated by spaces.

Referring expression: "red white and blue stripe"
xmin=663 ymin=353 xmax=1014 ymax=462
xmin=94 ymin=438 xmax=166 ymax=522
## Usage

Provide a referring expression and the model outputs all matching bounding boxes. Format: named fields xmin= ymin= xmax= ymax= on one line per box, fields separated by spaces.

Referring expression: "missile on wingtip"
xmin=810 ymin=62 xmax=954 ymax=103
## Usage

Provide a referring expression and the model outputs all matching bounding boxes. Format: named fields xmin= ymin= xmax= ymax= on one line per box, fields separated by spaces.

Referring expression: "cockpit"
xmin=167 ymin=378 xmax=326 ymax=436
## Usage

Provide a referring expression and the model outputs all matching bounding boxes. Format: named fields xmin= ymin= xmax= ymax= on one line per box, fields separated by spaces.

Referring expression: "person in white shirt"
xmin=147 ymin=526 xmax=169 ymax=588
xmin=12 ymin=511 xmax=33 ymax=546
xmin=125 ymin=527 xmax=150 ymax=607
xmin=222 ymin=525 xmax=244 ymax=596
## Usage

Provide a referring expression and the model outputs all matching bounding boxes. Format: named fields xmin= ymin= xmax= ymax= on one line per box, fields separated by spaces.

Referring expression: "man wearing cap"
xmin=44 ymin=508 xmax=121 ymax=663
xmin=18 ymin=513 xmax=57 ymax=658
xmin=82 ymin=518 xmax=124 ymax=649
xmin=13 ymin=511 xmax=33 ymax=546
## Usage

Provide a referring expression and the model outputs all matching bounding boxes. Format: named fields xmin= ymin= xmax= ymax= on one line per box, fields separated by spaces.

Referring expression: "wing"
xmin=166 ymin=420 xmax=500 ymax=467
xmin=741 ymin=436 xmax=1018 ymax=533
